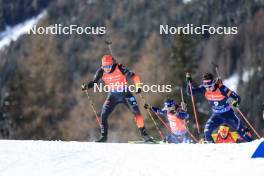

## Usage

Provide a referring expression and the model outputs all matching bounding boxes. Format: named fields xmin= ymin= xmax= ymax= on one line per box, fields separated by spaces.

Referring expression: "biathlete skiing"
xmin=185 ymin=72 xmax=252 ymax=143
xmin=82 ymin=55 xmax=154 ymax=142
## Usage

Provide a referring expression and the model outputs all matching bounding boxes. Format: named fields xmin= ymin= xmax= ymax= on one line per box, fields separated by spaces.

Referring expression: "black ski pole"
xmin=211 ymin=62 xmax=222 ymax=83
xmin=104 ymin=39 xmax=116 ymax=59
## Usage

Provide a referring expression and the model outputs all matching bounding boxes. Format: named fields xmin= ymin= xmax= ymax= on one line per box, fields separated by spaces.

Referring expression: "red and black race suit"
xmin=88 ymin=63 xmax=144 ymax=136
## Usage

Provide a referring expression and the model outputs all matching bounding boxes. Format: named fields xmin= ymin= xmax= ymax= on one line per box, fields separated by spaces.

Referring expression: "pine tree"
xmin=166 ymin=33 xmax=207 ymax=137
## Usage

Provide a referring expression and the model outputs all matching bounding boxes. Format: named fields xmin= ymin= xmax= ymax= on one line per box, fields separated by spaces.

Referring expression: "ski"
xmin=128 ymin=140 xmax=165 ymax=144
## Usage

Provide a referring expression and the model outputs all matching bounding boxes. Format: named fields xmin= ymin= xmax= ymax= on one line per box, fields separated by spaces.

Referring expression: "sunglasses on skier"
xmin=202 ymin=80 xmax=215 ymax=88
xmin=102 ymin=65 xmax=112 ymax=69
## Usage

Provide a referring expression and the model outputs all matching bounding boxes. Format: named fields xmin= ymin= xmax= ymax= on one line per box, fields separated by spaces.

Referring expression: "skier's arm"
xmin=185 ymin=72 xmax=205 ymax=96
xmin=85 ymin=68 xmax=103 ymax=89
xmin=150 ymin=106 xmax=167 ymax=116
xmin=186 ymin=84 xmax=206 ymax=96
xmin=92 ymin=68 xmax=104 ymax=83
xmin=220 ymin=85 xmax=241 ymax=103
xmin=118 ymin=64 xmax=142 ymax=90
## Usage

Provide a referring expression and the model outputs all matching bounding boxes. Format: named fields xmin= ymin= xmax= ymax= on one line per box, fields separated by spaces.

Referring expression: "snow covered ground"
xmin=0 ymin=139 xmax=263 ymax=176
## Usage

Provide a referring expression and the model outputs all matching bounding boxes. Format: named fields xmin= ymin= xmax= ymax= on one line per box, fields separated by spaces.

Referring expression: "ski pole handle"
xmin=105 ymin=39 xmax=115 ymax=58
xmin=180 ymin=87 xmax=187 ymax=111
xmin=212 ymin=62 xmax=222 ymax=82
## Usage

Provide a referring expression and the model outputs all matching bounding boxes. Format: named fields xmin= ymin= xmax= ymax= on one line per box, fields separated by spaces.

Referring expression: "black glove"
xmin=186 ymin=72 xmax=192 ymax=83
xmin=81 ymin=83 xmax=87 ymax=91
xmin=81 ymin=81 xmax=94 ymax=91
xmin=215 ymin=77 xmax=222 ymax=84
xmin=231 ymin=100 xmax=239 ymax=108
xmin=144 ymin=104 xmax=150 ymax=109
xmin=136 ymin=88 xmax=142 ymax=94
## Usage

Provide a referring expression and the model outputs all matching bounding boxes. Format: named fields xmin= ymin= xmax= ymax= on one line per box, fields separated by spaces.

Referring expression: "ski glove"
xmin=231 ymin=100 xmax=239 ymax=108
xmin=144 ymin=104 xmax=151 ymax=109
xmin=186 ymin=72 xmax=192 ymax=82
xmin=81 ymin=81 xmax=94 ymax=91
xmin=136 ymin=88 xmax=142 ymax=94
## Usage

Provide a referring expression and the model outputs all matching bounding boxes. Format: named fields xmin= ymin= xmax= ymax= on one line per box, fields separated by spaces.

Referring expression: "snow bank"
xmin=0 ymin=11 xmax=46 ymax=50
xmin=223 ymin=69 xmax=255 ymax=91
xmin=223 ymin=73 xmax=239 ymax=91
xmin=0 ymin=140 xmax=263 ymax=176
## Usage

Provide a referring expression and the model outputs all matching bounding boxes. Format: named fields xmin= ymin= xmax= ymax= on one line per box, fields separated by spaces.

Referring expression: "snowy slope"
xmin=0 ymin=140 xmax=263 ymax=176
xmin=0 ymin=11 xmax=46 ymax=50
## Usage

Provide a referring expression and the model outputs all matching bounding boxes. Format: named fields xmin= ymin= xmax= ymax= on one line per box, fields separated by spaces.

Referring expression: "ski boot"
xmin=139 ymin=127 xmax=156 ymax=143
xmin=96 ymin=134 xmax=107 ymax=142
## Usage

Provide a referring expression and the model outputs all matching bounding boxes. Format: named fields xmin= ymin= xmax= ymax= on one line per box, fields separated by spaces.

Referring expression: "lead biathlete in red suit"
xmin=82 ymin=55 xmax=153 ymax=142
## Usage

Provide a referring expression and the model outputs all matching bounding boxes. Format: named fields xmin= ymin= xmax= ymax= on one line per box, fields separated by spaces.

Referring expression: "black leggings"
xmin=100 ymin=91 xmax=141 ymax=136
xmin=204 ymin=110 xmax=252 ymax=142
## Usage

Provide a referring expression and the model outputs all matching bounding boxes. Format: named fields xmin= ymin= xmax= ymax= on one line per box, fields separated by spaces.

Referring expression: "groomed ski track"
xmin=0 ymin=139 xmax=263 ymax=176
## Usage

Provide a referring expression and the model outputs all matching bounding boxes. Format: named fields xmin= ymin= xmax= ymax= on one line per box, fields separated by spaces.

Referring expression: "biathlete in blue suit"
xmin=144 ymin=99 xmax=190 ymax=143
xmin=186 ymin=72 xmax=252 ymax=143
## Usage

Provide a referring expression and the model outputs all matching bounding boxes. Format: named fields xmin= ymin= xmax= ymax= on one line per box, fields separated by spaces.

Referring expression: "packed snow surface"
xmin=0 ymin=139 xmax=263 ymax=176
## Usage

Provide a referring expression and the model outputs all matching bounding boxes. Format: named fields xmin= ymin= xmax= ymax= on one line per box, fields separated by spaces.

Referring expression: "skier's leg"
xmin=165 ymin=134 xmax=173 ymax=143
xmin=167 ymin=134 xmax=179 ymax=144
xmin=124 ymin=93 xmax=144 ymax=128
xmin=182 ymin=133 xmax=190 ymax=143
xmin=98 ymin=94 xmax=118 ymax=142
xmin=224 ymin=111 xmax=252 ymax=142
xmin=124 ymin=93 xmax=153 ymax=141
xmin=204 ymin=114 xmax=223 ymax=142
xmin=175 ymin=135 xmax=184 ymax=144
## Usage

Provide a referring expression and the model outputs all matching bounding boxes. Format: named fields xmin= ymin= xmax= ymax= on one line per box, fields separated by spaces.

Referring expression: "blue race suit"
xmin=151 ymin=106 xmax=190 ymax=143
xmin=187 ymin=83 xmax=252 ymax=142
